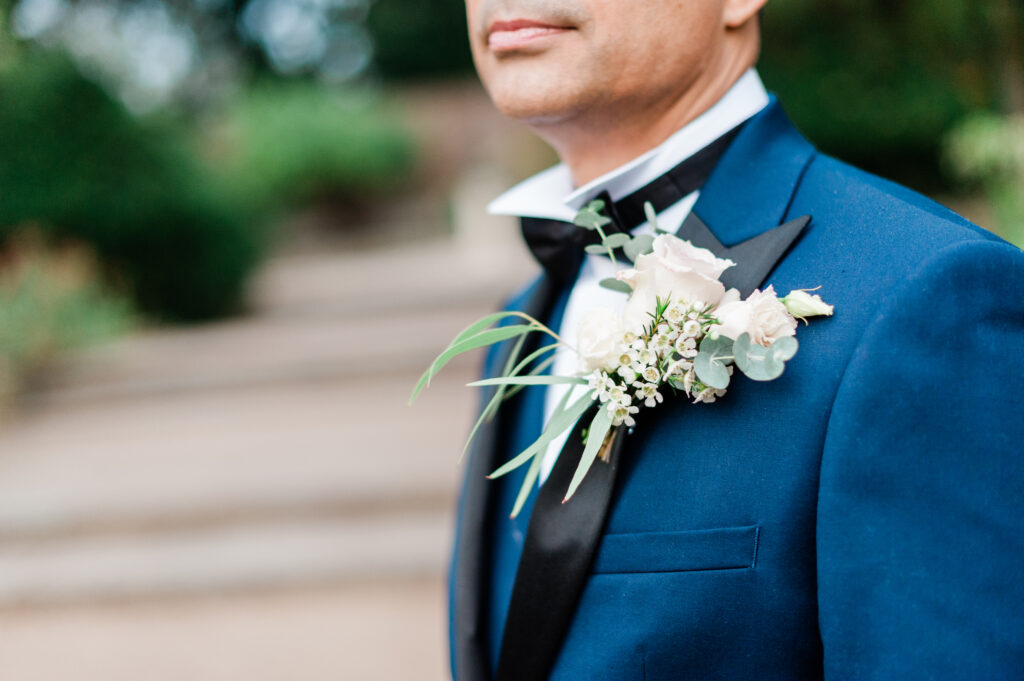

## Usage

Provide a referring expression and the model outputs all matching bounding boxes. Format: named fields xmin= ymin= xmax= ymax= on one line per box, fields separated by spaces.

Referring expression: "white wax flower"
xmin=577 ymin=307 xmax=625 ymax=372
xmin=617 ymin=234 xmax=735 ymax=332
xmin=782 ymin=289 xmax=835 ymax=320
xmin=712 ymin=285 xmax=798 ymax=346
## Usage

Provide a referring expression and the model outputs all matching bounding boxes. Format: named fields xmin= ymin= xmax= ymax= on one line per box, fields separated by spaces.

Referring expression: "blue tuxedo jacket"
xmin=449 ymin=98 xmax=1024 ymax=680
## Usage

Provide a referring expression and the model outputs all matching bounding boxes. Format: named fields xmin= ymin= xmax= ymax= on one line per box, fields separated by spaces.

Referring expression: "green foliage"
xmin=208 ymin=82 xmax=416 ymax=209
xmin=0 ymin=233 xmax=134 ymax=395
xmin=733 ymin=334 xmax=799 ymax=382
xmin=0 ymin=52 xmax=264 ymax=321
xmin=366 ymin=0 xmax=474 ymax=80
xmin=695 ymin=334 xmax=734 ymax=390
xmin=945 ymin=113 xmax=1024 ymax=246
xmin=760 ymin=0 xmax=1013 ymax=190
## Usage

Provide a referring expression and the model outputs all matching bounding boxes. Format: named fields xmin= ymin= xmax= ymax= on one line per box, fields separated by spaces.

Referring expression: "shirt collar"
xmin=487 ymin=69 xmax=770 ymax=223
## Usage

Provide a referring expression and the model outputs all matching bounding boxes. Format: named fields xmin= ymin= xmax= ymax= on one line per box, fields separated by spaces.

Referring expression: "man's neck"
xmin=532 ymin=37 xmax=759 ymax=187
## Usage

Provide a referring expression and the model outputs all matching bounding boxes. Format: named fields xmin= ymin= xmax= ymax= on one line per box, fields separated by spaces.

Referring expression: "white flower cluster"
xmin=586 ymin=300 xmax=724 ymax=427
xmin=576 ymin=232 xmax=835 ymax=427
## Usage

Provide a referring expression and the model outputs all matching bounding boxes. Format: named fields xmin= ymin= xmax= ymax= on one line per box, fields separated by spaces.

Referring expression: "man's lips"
xmin=487 ymin=19 xmax=573 ymax=52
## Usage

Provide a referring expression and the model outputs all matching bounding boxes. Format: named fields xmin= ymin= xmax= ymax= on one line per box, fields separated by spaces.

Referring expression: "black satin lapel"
xmin=494 ymin=410 xmax=628 ymax=681
xmin=455 ymin=274 xmax=557 ymax=681
xmin=676 ymin=212 xmax=812 ymax=297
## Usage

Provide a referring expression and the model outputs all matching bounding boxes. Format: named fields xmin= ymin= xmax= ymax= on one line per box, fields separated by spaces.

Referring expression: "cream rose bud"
xmin=711 ymin=286 xmax=798 ymax=346
xmin=617 ymin=234 xmax=735 ymax=332
xmin=782 ymin=289 xmax=835 ymax=320
xmin=577 ymin=307 xmax=624 ymax=372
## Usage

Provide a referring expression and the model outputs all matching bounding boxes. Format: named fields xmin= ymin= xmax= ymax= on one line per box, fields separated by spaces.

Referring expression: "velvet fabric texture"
xmin=448 ymin=98 xmax=1024 ymax=681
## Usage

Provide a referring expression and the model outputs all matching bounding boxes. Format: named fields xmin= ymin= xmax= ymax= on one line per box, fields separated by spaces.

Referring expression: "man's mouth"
xmin=487 ymin=19 xmax=574 ymax=52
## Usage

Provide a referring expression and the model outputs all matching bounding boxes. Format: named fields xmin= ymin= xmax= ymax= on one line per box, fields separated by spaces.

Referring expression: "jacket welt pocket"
xmin=591 ymin=525 xmax=760 ymax=575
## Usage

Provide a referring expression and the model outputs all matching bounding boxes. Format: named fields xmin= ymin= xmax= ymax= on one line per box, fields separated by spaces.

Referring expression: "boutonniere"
xmin=411 ymin=201 xmax=834 ymax=517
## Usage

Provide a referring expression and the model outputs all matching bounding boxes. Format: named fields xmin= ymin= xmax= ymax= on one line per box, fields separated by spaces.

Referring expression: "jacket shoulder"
xmin=799 ymin=153 xmax=1007 ymax=248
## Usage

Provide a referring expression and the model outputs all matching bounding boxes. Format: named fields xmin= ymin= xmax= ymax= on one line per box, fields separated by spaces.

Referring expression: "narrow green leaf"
xmin=599 ymin=278 xmax=633 ymax=294
xmin=410 ymin=324 xmax=534 ymax=404
xmin=602 ymin=233 xmax=631 ymax=249
xmin=502 ymin=354 xmax=558 ymax=401
xmin=457 ymin=333 xmax=528 ymax=462
xmin=563 ymin=407 xmax=614 ymax=502
xmin=468 ymin=375 xmax=588 ymax=388
xmin=488 ymin=392 xmax=593 ymax=480
xmin=644 ymin=202 xmax=665 ymax=233
xmin=507 ymin=388 xmax=573 ymax=518
xmin=584 ymin=244 xmax=608 ymax=255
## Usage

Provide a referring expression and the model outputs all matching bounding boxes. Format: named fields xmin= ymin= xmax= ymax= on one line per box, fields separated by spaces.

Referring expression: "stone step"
xmin=0 ymin=371 xmax=472 ymax=542
xmin=0 ymin=509 xmax=451 ymax=608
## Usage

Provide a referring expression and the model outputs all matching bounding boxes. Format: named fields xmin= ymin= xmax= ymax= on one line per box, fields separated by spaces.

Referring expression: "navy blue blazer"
xmin=449 ymin=98 xmax=1024 ymax=680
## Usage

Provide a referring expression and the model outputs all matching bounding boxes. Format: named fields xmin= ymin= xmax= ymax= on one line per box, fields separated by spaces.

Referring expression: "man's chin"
xmin=481 ymin=64 xmax=590 ymax=124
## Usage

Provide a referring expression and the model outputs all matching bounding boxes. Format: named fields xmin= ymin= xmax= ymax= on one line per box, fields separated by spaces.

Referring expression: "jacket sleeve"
xmin=817 ymin=239 xmax=1024 ymax=679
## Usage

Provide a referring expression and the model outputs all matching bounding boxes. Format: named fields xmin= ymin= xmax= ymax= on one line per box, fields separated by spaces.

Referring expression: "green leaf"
xmin=488 ymin=392 xmax=594 ymax=480
xmin=644 ymin=202 xmax=662 ymax=232
xmin=694 ymin=333 xmax=734 ymax=390
xmin=459 ymin=334 xmax=533 ymax=462
xmin=468 ymin=375 xmax=588 ymax=388
xmin=410 ymin=324 xmax=534 ymax=404
xmin=584 ymin=244 xmax=608 ymax=255
xmin=573 ymin=200 xmax=613 ymax=231
xmin=772 ymin=336 xmax=799 ymax=362
xmin=563 ymin=407 xmax=614 ymax=502
xmin=733 ymin=333 xmax=785 ymax=382
xmin=602 ymin=233 xmax=631 ymax=249
xmin=507 ymin=388 xmax=574 ymax=518
xmin=599 ymin=277 xmax=633 ymax=294
xmin=624 ymin=234 xmax=656 ymax=262
xmin=502 ymin=354 xmax=558 ymax=401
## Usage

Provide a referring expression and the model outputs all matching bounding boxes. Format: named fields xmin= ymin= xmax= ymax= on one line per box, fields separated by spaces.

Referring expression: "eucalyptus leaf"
xmin=694 ymin=350 xmax=731 ymax=390
xmin=563 ymin=407 xmax=614 ymax=502
xmin=624 ymin=234 xmax=656 ymax=262
xmin=507 ymin=388 xmax=573 ymax=518
xmin=488 ymin=392 xmax=594 ymax=480
xmin=772 ymin=336 xmax=799 ymax=362
xmin=584 ymin=244 xmax=608 ymax=255
xmin=644 ymin=202 xmax=662 ymax=232
xmin=733 ymin=333 xmax=785 ymax=382
xmin=503 ymin=354 xmax=558 ymax=401
xmin=410 ymin=324 xmax=534 ymax=404
xmin=599 ymin=277 xmax=633 ymax=294
xmin=573 ymin=200 xmax=613 ymax=231
xmin=602 ymin=233 xmax=631 ymax=249
xmin=460 ymin=336 xmax=549 ymax=462
xmin=468 ymin=375 xmax=588 ymax=388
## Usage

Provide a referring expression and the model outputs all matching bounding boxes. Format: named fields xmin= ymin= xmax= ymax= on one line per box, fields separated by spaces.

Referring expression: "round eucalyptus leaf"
xmin=734 ymin=333 xmax=785 ymax=382
xmin=602 ymin=233 xmax=631 ymax=249
xmin=584 ymin=244 xmax=608 ymax=255
xmin=772 ymin=336 xmax=799 ymax=362
xmin=695 ymin=350 xmax=731 ymax=389
xmin=624 ymin=234 xmax=656 ymax=262
xmin=699 ymin=333 xmax=734 ymax=358
xmin=599 ymin=277 xmax=633 ymax=294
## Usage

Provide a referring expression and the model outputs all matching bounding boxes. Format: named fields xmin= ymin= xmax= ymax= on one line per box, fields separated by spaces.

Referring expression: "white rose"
xmin=617 ymin=234 xmax=735 ymax=332
xmin=782 ymin=289 xmax=834 ymax=320
xmin=711 ymin=285 xmax=798 ymax=346
xmin=577 ymin=307 xmax=623 ymax=372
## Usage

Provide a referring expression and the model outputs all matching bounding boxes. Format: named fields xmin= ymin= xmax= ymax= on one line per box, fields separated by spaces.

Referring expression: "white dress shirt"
xmin=487 ymin=69 xmax=770 ymax=484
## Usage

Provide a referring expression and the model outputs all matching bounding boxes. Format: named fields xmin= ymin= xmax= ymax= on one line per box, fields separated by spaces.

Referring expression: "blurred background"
xmin=0 ymin=0 xmax=1020 ymax=679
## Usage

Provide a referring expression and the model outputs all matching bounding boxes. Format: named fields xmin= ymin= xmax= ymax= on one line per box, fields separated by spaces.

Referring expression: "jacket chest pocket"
xmin=591 ymin=524 xmax=760 ymax=575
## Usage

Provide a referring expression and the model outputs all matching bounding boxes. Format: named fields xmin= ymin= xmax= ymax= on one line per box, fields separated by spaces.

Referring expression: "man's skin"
xmin=465 ymin=0 xmax=768 ymax=185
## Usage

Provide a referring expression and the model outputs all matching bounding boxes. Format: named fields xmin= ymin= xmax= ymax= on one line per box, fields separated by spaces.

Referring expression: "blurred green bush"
xmin=367 ymin=0 xmax=473 ymax=80
xmin=0 ymin=52 xmax=264 ymax=322
xmin=206 ymin=82 xmax=416 ymax=210
xmin=0 ymin=230 xmax=134 ymax=400
xmin=760 ymin=0 xmax=1015 ymax=190
xmin=945 ymin=114 xmax=1024 ymax=246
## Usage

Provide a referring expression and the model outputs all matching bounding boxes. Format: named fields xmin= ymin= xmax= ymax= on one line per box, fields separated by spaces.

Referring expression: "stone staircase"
xmin=0 ymin=235 xmax=537 ymax=607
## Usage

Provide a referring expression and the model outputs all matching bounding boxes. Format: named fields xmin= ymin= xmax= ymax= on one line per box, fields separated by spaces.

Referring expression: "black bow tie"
xmin=521 ymin=125 xmax=742 ymax=285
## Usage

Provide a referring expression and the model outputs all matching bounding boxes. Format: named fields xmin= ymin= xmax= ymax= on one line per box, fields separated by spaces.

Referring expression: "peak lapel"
xmin=676 ymin=96 xmax=818 ymax=295
xmin=453 ymin=273 xmax=558 ymax=681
